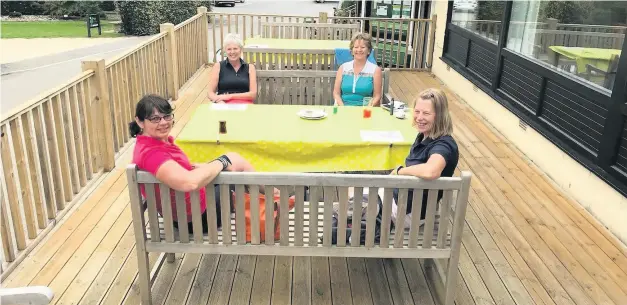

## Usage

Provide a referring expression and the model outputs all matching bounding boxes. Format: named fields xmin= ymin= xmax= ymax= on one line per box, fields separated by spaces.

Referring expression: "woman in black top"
xmin=208 ymin=33 xmax=257 ymax=104
xmin=390 ymin=88 xmax=459 ymax=225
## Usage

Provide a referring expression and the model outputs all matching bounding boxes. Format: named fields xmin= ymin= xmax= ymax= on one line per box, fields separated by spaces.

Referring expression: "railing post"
xmin=81 ymin=59 xmax=115 ymax=172
xmin=197 ymin=6 xmax=210 ymax=66
xmin=427 ymin=14 xmax=437 ymax=70
xmin=319 ymin=12 xmax=328 ymax=24
xmin=160 ymin=23 xmax=179 ymax=101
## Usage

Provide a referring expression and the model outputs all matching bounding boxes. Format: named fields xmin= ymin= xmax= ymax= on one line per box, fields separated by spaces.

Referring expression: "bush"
xmin=8 ymin=11 xmax=22 ymax=18
xmin=117 ymin=0 xmax=211 ymax=36
xmin=100 ymin=1 xmax=116 ymax=11
xmin=44 ymin=1 xmax=104 ymax=18
xmin=1 ymin=1 xmax=46 ymax=15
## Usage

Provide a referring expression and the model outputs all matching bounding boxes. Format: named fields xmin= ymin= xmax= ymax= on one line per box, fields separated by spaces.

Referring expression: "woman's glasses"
xmin=147 ymin=114 xmax=174 ymax=124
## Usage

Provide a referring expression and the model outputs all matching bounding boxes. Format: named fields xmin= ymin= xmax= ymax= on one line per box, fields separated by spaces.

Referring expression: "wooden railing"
xmin=0 ymin=7 xmax=209 ymax=279
xmin=1 ymin=71 xmax=104 ymax=274
xmin=175 ymin=6 xmax=209 ymax=89
xmin=208 ymin=12 xmax=436 ymax=70
xmin=242 ymin=48 xmax=335 ymax=70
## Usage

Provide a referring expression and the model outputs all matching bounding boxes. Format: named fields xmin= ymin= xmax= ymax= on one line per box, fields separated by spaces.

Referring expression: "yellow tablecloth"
xmin=549 ymin=46 xmax=621 ymax=74
xmin=175 ymin=104 xmax=418 ymax=172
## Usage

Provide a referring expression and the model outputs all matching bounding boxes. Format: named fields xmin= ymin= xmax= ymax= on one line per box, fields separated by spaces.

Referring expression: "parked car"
xmin=453 ymin=0 xmax=477 ymax=11
xmin=212 ymin=0 xmax=235 ymax=7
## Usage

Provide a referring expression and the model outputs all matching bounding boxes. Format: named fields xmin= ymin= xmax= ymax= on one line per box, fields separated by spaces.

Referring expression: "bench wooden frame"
xmin=243 ymin=47 xmax=336 ymax=70
xmin=127 ymin=166 xmax=471 ymax=305
xmin=260 ymin=22 xmax=360 ymax=40
xmin=255 ymin=69 xmax=391 ymax=105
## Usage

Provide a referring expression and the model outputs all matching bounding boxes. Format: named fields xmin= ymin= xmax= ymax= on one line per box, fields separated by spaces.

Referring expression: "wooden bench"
xmin=260 ymin=22 xmax=360 ymax=40
xmin=243 ymin=47 xmax=336 ymax=70
xmin=127 ymin=166 xmax=472 ymax=305
xmin=255 ymin=69 xmax=391 ymax=105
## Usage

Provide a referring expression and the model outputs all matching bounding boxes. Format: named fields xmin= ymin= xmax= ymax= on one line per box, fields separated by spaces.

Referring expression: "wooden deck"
xmin=2 ymin=68 xmax=627 ymax=305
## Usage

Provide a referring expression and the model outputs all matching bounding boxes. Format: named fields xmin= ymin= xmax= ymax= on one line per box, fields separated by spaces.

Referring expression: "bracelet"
xmin=395 ymin=165 xmax=404 ymax=175
xmin=214 ymin=155 xmax=232 ymax=170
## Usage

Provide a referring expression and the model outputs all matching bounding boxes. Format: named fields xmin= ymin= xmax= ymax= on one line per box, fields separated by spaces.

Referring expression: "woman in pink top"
xmin=130 ymin=94 xmax=255 ymax=232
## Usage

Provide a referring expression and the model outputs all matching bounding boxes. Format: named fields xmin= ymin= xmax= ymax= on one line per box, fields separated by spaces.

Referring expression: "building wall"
xmin=430 ymin=1 xmax=627 ymax=244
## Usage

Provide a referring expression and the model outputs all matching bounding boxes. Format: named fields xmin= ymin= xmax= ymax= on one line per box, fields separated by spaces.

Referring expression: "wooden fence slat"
xmin=60 ymin=89 xmax=80 ymax=193
xmin=0 ymin=170 xmax=18 ymax=261
xmin=76 ymin=81 xmax=94 ymax=179
xmin=51 ymin=94 xmax=73 ymax=202
xmin=70 ymin=86 xmax=87 ymax=187
xmin=12 ymin=118 xmax=38 ymax=237
xmin=22 ymin=111 xmax=48 ymax=228
xmin=33 ymin=105 xmax=58 ymax=216
xmin=0 ymin=125 xmax=28 ymax=249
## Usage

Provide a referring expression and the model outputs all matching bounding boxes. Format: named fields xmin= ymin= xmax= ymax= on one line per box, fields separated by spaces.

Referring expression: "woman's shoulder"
xmin=433 ymin=135 xmax=459 ymax=150
xmin=341 ymin=60 xmax=355 ymax=71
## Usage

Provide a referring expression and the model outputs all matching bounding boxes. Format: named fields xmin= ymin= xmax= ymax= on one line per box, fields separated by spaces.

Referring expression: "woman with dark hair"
xmin=130 ymin=94 xmax=256 ymax=232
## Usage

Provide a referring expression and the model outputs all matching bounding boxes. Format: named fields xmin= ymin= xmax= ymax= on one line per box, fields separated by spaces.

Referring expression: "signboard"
xmin=87 ymin=14 xmax=101 ymax=37
xmin=375 ymin=3 xmax=393 ymax=18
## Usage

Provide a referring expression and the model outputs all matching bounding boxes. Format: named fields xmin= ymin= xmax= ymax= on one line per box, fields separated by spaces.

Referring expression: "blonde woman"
xmin=333 ymin=32 xmax=382 ymax=106
xmin=208 ymin=33 xmax=257 ymax=104
xmin=391 ymin=88 xmax=459 ymax=226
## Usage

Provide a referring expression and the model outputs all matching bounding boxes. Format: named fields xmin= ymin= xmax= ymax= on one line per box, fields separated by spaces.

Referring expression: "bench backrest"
xmin=127 ymin=166 xmax=471 ymax=258
xmin=260 ymin=22 xmax=360 ymax=40
xmin=242 ymin=48 xmax=336 ymax=71
xmin=255 ymin=69 xmax=390 ymax=105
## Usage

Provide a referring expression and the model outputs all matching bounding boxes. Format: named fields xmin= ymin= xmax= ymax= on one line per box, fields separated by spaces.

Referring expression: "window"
xmin=506 ymin=1 xmax=626 ymax=92
xmin=451 ymin=0 xmax=506 ymax=43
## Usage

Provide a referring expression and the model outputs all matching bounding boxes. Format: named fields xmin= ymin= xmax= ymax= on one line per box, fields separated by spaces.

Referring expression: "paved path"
xmin=1 ymin=36 xmax=150 ymax=115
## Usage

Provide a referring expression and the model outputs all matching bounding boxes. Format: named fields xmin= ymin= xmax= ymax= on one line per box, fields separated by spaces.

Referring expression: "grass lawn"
xmin=1 ymin=20 xmax=124 ymax=38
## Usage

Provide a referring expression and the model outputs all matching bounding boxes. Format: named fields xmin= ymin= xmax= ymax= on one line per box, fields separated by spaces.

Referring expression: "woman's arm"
xmin=333 ymin=66 xmax=345 ymax=106
xmin=370 ymin=67 xmax=383 ymax=106
xmin=221 ymin=65 xmax=258 ymax=101
xmin=207 ymin=64 xmax=224 ymax=103
xmin=155 ymin=159 xmax=226 ymax=193
xmin=395 ymin=154 xmax=447 ymax=180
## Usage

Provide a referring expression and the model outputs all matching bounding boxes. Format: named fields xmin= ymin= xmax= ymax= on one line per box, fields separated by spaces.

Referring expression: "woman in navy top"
xmin=208 ymin=33 xmax=257 ymax=104
xmin=390 ymin=88 xmax=459 ymax=222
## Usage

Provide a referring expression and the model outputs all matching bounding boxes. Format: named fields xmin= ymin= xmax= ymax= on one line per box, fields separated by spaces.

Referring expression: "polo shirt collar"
xmin=225 ymin=58 xmax=246 ymax=68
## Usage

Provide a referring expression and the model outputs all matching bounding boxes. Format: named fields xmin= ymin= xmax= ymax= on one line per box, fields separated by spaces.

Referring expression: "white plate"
xmin=297 ymin=109 xmax=326 ymax=119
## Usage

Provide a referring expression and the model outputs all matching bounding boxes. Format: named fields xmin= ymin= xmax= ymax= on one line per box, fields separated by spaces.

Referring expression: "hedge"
xmin=117 ymin=1 xmax=211 ymax=36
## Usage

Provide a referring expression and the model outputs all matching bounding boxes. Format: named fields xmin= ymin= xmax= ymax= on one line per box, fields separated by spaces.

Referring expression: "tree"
xmin=540 ymin=1 xmax=589 ymax=24
xmin=117 ymin=0 xmax=210 ymax=36
xmin=43 ymin=1 xmax=104 ymax=18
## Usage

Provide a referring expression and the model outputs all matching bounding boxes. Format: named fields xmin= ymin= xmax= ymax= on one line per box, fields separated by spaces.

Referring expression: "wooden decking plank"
xmin=311 ymin=257 xmax=331 ymax=305
xmin=329 ymin=257 xmax=353 ymax=305
xmin=206 ymin=255 xmax=238 ymax=305
xmin=185 ymin=254 xmax=220 ymax=305
xmin=164 ymin=253 xmax=203 ymax=305
xmin=462 ymin=205 xmax=539 ymax=305
xmin=364 ymin=258 xmax=393 ymax=305
xmin=346 ymin=258 xmax=373 ymax=305
xmin=458 ymin=243 xmax=497 ymax=305
xmin=229 ymin=255 xmax=257 ymax=305
xmin=102 ymin=251 xmax=160 ymax=305
xmin=292 ymin=256 xmax=312 ymax=305
xmin=498 ymin=141 xmax=627 ymax=276
xmin=50 ymin=207 xmax=132 ymax=304
xmin=459 ymin=154 xmax=586 ymax=305
xmin=57 ymin=224 xmax=135 ymax=305
xmin=249 ymin=256 xmax=274 ymax=305
xmin=151 ymin=254 xmax=184 ymax=305
xmin=29 ymin=191 xmax=130 ymax=287
xmin=2 ymin=167 xmax=126 ymax=287
xmin=465 ymin=146 xmax=616 ymax=305
xmin=271 ymin=256 xmax=293 ymax=305
xmin=421 ymin=258 xmax=476 ymax=305
xmin=400 ymin=258 xmax=435 ymax=305
xmin=471 ymin=141 xmax=627 ymax=302
xmin=382 ymin=258 xmax=414 ymax=305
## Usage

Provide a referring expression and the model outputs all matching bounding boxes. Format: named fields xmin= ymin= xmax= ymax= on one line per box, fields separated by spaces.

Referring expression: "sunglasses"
xmin=146 ymin=114 xmax=174 ymax=124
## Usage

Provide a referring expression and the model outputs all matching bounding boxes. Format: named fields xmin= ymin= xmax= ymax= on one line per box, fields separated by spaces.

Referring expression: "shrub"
xmin=117 ymin=1 xmax=211 ymax=36
xmin=8 ymin=11 xmax=23 ymax=18
xmin=44 ymin=1 xmax=104 ymax=18
xmin=1 ymin=1 xmax=46 ymax=15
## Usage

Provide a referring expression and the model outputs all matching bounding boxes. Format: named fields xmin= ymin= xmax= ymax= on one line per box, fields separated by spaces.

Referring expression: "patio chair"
xmin=584 ymin=54 xmax=620 ymax=90
xmin=0 ymin=287 xmax=54 ymax=305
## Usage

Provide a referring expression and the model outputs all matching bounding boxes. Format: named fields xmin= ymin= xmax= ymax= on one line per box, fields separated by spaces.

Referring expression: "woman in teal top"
xmin=333 ymin=33 xmax=383 ymax=106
